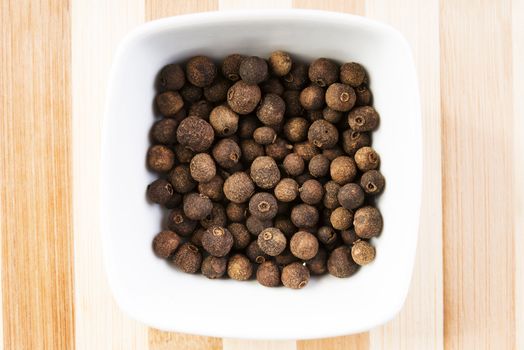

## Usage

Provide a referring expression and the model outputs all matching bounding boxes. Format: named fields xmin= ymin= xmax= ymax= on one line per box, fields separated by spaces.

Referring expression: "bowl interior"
xmin=102 ymin=10 xmax=421 ymax=339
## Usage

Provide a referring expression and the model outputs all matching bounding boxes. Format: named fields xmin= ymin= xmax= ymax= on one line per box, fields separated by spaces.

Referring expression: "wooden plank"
xmin=440 ymin=0 xmax=515 ymax=349
xmin=71 ymin=0 xmax=150 ymax=349
xmin=219 ymin=0 xmax=292 ymax=9
xmin=222 ymin=339 xmax=296 ymax=350
xmin=365 ymin=1 xmax=444 ymax=349
xmin=0 ymin=0 xmax=75 ymax=349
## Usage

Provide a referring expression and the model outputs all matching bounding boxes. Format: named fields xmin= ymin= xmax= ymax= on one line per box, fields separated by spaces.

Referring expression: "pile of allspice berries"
xmin=146 ymin=51 xmax=384 ymax=289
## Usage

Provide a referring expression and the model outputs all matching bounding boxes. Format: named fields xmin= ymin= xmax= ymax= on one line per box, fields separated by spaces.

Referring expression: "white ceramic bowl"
xmin=102 ymin=10 xmax=421 ymax=340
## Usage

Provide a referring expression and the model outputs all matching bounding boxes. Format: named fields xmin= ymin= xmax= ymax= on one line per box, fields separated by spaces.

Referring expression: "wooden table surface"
xmin=1 ymin=0 xmax=523 ymax=349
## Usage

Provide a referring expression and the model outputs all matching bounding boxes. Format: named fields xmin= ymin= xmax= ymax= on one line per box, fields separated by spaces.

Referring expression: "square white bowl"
xmin=102 ymin=10 xmax=421 ymax=340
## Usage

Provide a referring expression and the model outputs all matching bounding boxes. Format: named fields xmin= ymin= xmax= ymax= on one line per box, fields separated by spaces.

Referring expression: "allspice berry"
xmin=342 ymin=130 xmax=371 ymax=156
xmin=265 ymin=137 xmax=292 ymax=161
xmin=355 ymin=85 xmax=372 ymax=106
xmin=186 ymin=56 xmax=217 ymax=87
xmin=174 ymin=145 xmax=194 ymax=164
xmin=238 ymin=115 xmax=260 ymax=139
xmin=164 ymin=192 xmax=182 ymax=209
xmin=307 ymin=109 xmax=323 ymax=122
xmin=283 ymin=153 xmax=305 ymax=176
xmin=291 ymin=204 xmax=319 ymax=228
xmin=338 ymin=183 xmax=365 ymax=210
xmin=261 ymin=78 xmax=285 ymax=96
xmin=198 ymin=175 xmax=224 ymax=201
xmin=176 ymin=116 xmax=215 ymax=152
xmin=325 ymin=83 xmax=356 ymax=112
xmin=188 ymin=100 xmax=213 ymax=120
xmin=201 ymin=256 xmax=227 ymax=279
xmin=351 ymin=240 xmax=376 ymax=265
xmin=283 ymin=90 xmax=303 ymax=117
xmin=223 ymin=171 xmax=255 ymax=203
xmin=253 ymin=126 xmax=277 ymax=145
xmin=227 ymin=81 xmax=261 ymax=114
xmin=222 ymin=54 xmax=244 ymax=81
xmin=299 ymin=179 xmax=324 ymax=205
xmin=240 ymin=139 xmax=265 ymax=164
xmin=274 ymin=216 xmax=296 ymax=238
xmin=306 ymin=248 xmax=327 ymax=275
xmin=152 ymin=230 xmax=182 ymax=258
xmin=274 ymin=249 xmax=299 ymax=266
xmin=147 ymin=145 xmax=175 ymax=173
xmin=294 ymin=141 xmax=320 ymax=161
xmin=300 ymin=85 xmax=325 ymax=110
xmin=354 ymin=206 xmax=383 ymax=238
xmin=283 ymin=117 xmax=309 ymax=143
xmin=317 ymin=226 xmax=337 ymax=246
xmin=226 ymin=202 xmax=247 ymax=222
xmin=322 ymin=106 xmax=343 ymax=123
xmin=239 ymin=56 xmax=268 ymax=84
xmin=209 ymin=105 xmax=239 ymax=137
xmin=156 ymin=91 xmax=184 ymax=116
xmin=249 ymin=192 xmax=278 ymax=220
xmin=340 ymin=228 xmax=359 ymax=245
xmin=202 ymin=226 xmax=234 ymax=257
xmin=360 ymin=170 xmax=385 ymax=195
xmin=282 ymin=63 xmax=309 ymax=90
xmin=200 ymin=203 xmax=227 ymax=229
xmin=183 ymin=193 xmax=213 ymax=221
xmin=246 ymin=216 xmax=272 ymax=236
xmin=323 ymin=146 xmax=345 ymax=161
xmin=167 ymin=208 xmax=197 ymax=237
xmin=256 ymin=261 xmax=281 ymax=287
xmin=340 ymin=62 xmax=366 ymax=87
xmin=151 ymin=118 xmax=178 ymax=145
xmin=290 ymin=231 xmax=319 ymax=260
xmin=330 ymin=207 xmax=353 ymax=230
xmin=180 ymin=83 xmax=203 ymax=103
xmin=190 ymin=227 xmax=206 ymax=247
xmin=250 ymin=156 xmax=281 ymax=189
xmin=189 ymin=153 xmax=216 ymax=183
xmin=228 ymin=223 xmax=251 ymax=250
xmin=274 ymin=178 xmax=299 ymax=202
xmin=147 ymin=179 xmax=174 ymax=204
xmin=348 ymin=106 xmax=380 ymax=131
xmin=227 ymin=254 xmax=253 ymax=281
xmin=309 ymin=58 xmax=339 ymax=87
xmin=308 ymin=154 xmax=330 ymax=177
xmin=172 ymin=243 xmax=202 ymax=273
xmin=257 ymin=93 xmax=285 ymax=126
xmin=354 ymin=146 xmax=380 ymax=171
xmin=168 ymin=164 xmax=196 ymax=193
xmin=281 ymin=262 xmax=310 ymax=289
xmin=330 ymin=156 xmax=357 ymax=185
xmin=204 ymin=77 xmax=231 ymax=103
xmin=212 ymin=138 xmax=241 ymax=169
xmin=327 ymin=246 xmax=359 ymax=278
xmin=269 ymin=51 xmax=292 ymax=77
xmin=258 ymin=228 xmax=287 ymax=256
xmin=323 ymin=181 xmax=341 ymax=209
xmin=159 ymin=64 xmax=185 ymax=91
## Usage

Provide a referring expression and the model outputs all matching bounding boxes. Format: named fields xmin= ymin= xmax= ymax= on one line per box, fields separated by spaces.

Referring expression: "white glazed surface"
xmin=102 ymin=10 xmax=421 ymax=340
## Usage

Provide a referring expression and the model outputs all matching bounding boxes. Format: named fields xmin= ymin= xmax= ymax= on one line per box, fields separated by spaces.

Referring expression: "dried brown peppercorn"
xmin=274 ymin=216 xmax=296 ymax=238
xmin=147 ymin=145 xmax=175 ymax=173
xmin=246 ymin=216 xmax=272 ymax=237
xmin=167 ymin=208 xmax=197 ymax=237
xmin=351 ymin=240 xmax=375 ymax=265
xmin=223 ymin=171 xmax=255 ymax=203
xmin=306 ymin=247 xmax=327 ymax=275
xmin=283 ymin=117 xmax=309 ymax=143
xmin=186 ymin=56 xmax=217 ymax=87
xmin=239 ymin=56 xmax=268 ymax=84
xmin=180 ymin=83 xmax=203 ymax=103
xmin=190 ymin=227 xmax=206 ymax=247
xmin=306 ymin=110 xmax=323 ymax=122
xmin=294 ymin=141 xmax=320 ymax=161
xmin=340 ymin=228 xmax=358 ymax=245
xmin=212 ymin=138 xmax=241 ymax=169
xmin=325 ymin=83 xmax=356 ymax=112
xmin=172 ymin=243 xmax=202 ymax=273
xmin=330 ymin=207 xmax=353 ymax=230
xmin=147 ymin=179 xmax=174 ymax=204
xmin=261 ymin=78 xmax=285 ymax=96
xmin=227 ymin=254 xmax=253 ymax=281
xmin=322 ymin=146 xmax=345 ymax=161
xmin=342 ymin=129 xmax=371 ymax=156
xmin=299 ymin=179 xmax=324 ymax=205
xmin=330 ymin=156 xmax=357 ymax=185
xmin=204 ymin=77 xmax=231 ymax=103
xmin=300 ymin=85 xmax=325 ymax=110
xmin=256 ymin=261 xmax=281 ymax=287
xmin=246 ymin=240 xmax=269 ymax=263
xmin=354 ymin=206 xmax=382 ymax=238
xmin=189 ymin=153 xmax=216 ymax=183
xmin=282 ymin=153 xmax=304 ymax=176
xmin=151 ymin=118 xmax=178 ymax=145
xmin=200 ymin=203 xmax=227 ymax=229
xmin=282 ymin=63 xmax=309 ymax=90
xmin=281 ymin=262 xmax=310 ymax=289
xmin=227 ymin=81 xmax=261 ymax=115
xmin=152 ymin=230 xmax=182 ymax=258
xmin=355 ymin=146 xmax=380 ymax=171
xmin=323 ymin=180 xmax=341 ymax=209
xmin=269 ymin=51 xmax=292 ymax=77
xmin=238 ymin=115 xmax=260 ymax=139
xmin=309 ymin=58 xmax=339 ymax=87
xmin=183 ymin=193 xmax=213 ymax=221
xmin=168 ymin=164 xmax=196 ymax=193
xmin=159 ymin=64 xmax=185 ymax=91
xmin=274 ymin=249 xmax=299 ymax=267
xmin=265 ymin=137 xmax=292 ymax=161
xmin=209 ymin=105 xmax=239 ymax=137
xmin=174 ymin=145 xmax=194 ymax=164
xmin=308 ymin=154 xmax=330 ymax=178
xmin=317 ymin=226 xmax=338 ymax=246
xmin=226 ymin=202 xmax=247 ymax=222
xmin=327 ymin=246 xmax=359 ymax=278
xmin=172 ymin=108 xmax=187 ymax=122
xmin=228 ymin=223 xmax=251 ymax=250
xmin=201 ymin=256 xmax=227 ymax=279
xmin=291 ymin=204 xmax=319 ymax=228
xmin=248 ymin=192 xmax=278 ymax=220
xmin=164 ymin=192 xmax=182 ymax=209
xmin=274 ymin=178 xmax=299 ymax=202
xmin=360 ymin=170 xmax=385 ymax=195
xmin=338 ymin=183 xmax=365 ymax=210
xmin=176 ymin=116 xmax=215 ymax=152
xmin=290 ymin=231 xmax=319 ymax=260
xmin=355 ymin=85 xmax=372 ymax=106
xmin=198 ymin=175 xmax=224 ymax=201
xmin=202 ymin=226 xmax=234 ymax=257
xmin=222 ymin=54 xmax=244 ymax=81
xmin=282 ymin=90 xmax=303 ymax=117
xmin=257 ymin=93 xmax=285 ymax=126
xmin=340 ymin=62 xmax=366 ymax=87
xmin=240 ymin=139 xmax=265 ymax=164
xmin=253 ymin=126 xmax=277 ymax=145
xmin=258 ymin=228 xmax=287 ymax=256
xmin=250 ymin=156 xmax=281 ymax=189
xmin=348 ymin=106 xmax=380 ymax=131
xmin=188 ymin=100 xmax=213 ymax=120
xmin=156 ymin=91 xmax=184 ymax=117
xmin=322 ymin=106 xmax=343 ymax=124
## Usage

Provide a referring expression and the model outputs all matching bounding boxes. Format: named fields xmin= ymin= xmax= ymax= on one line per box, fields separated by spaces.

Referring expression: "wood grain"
xmin=440 ymin=0 xmax=515 ymax=348
xmin=0 ymin=0 xmax=75 ymax=349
